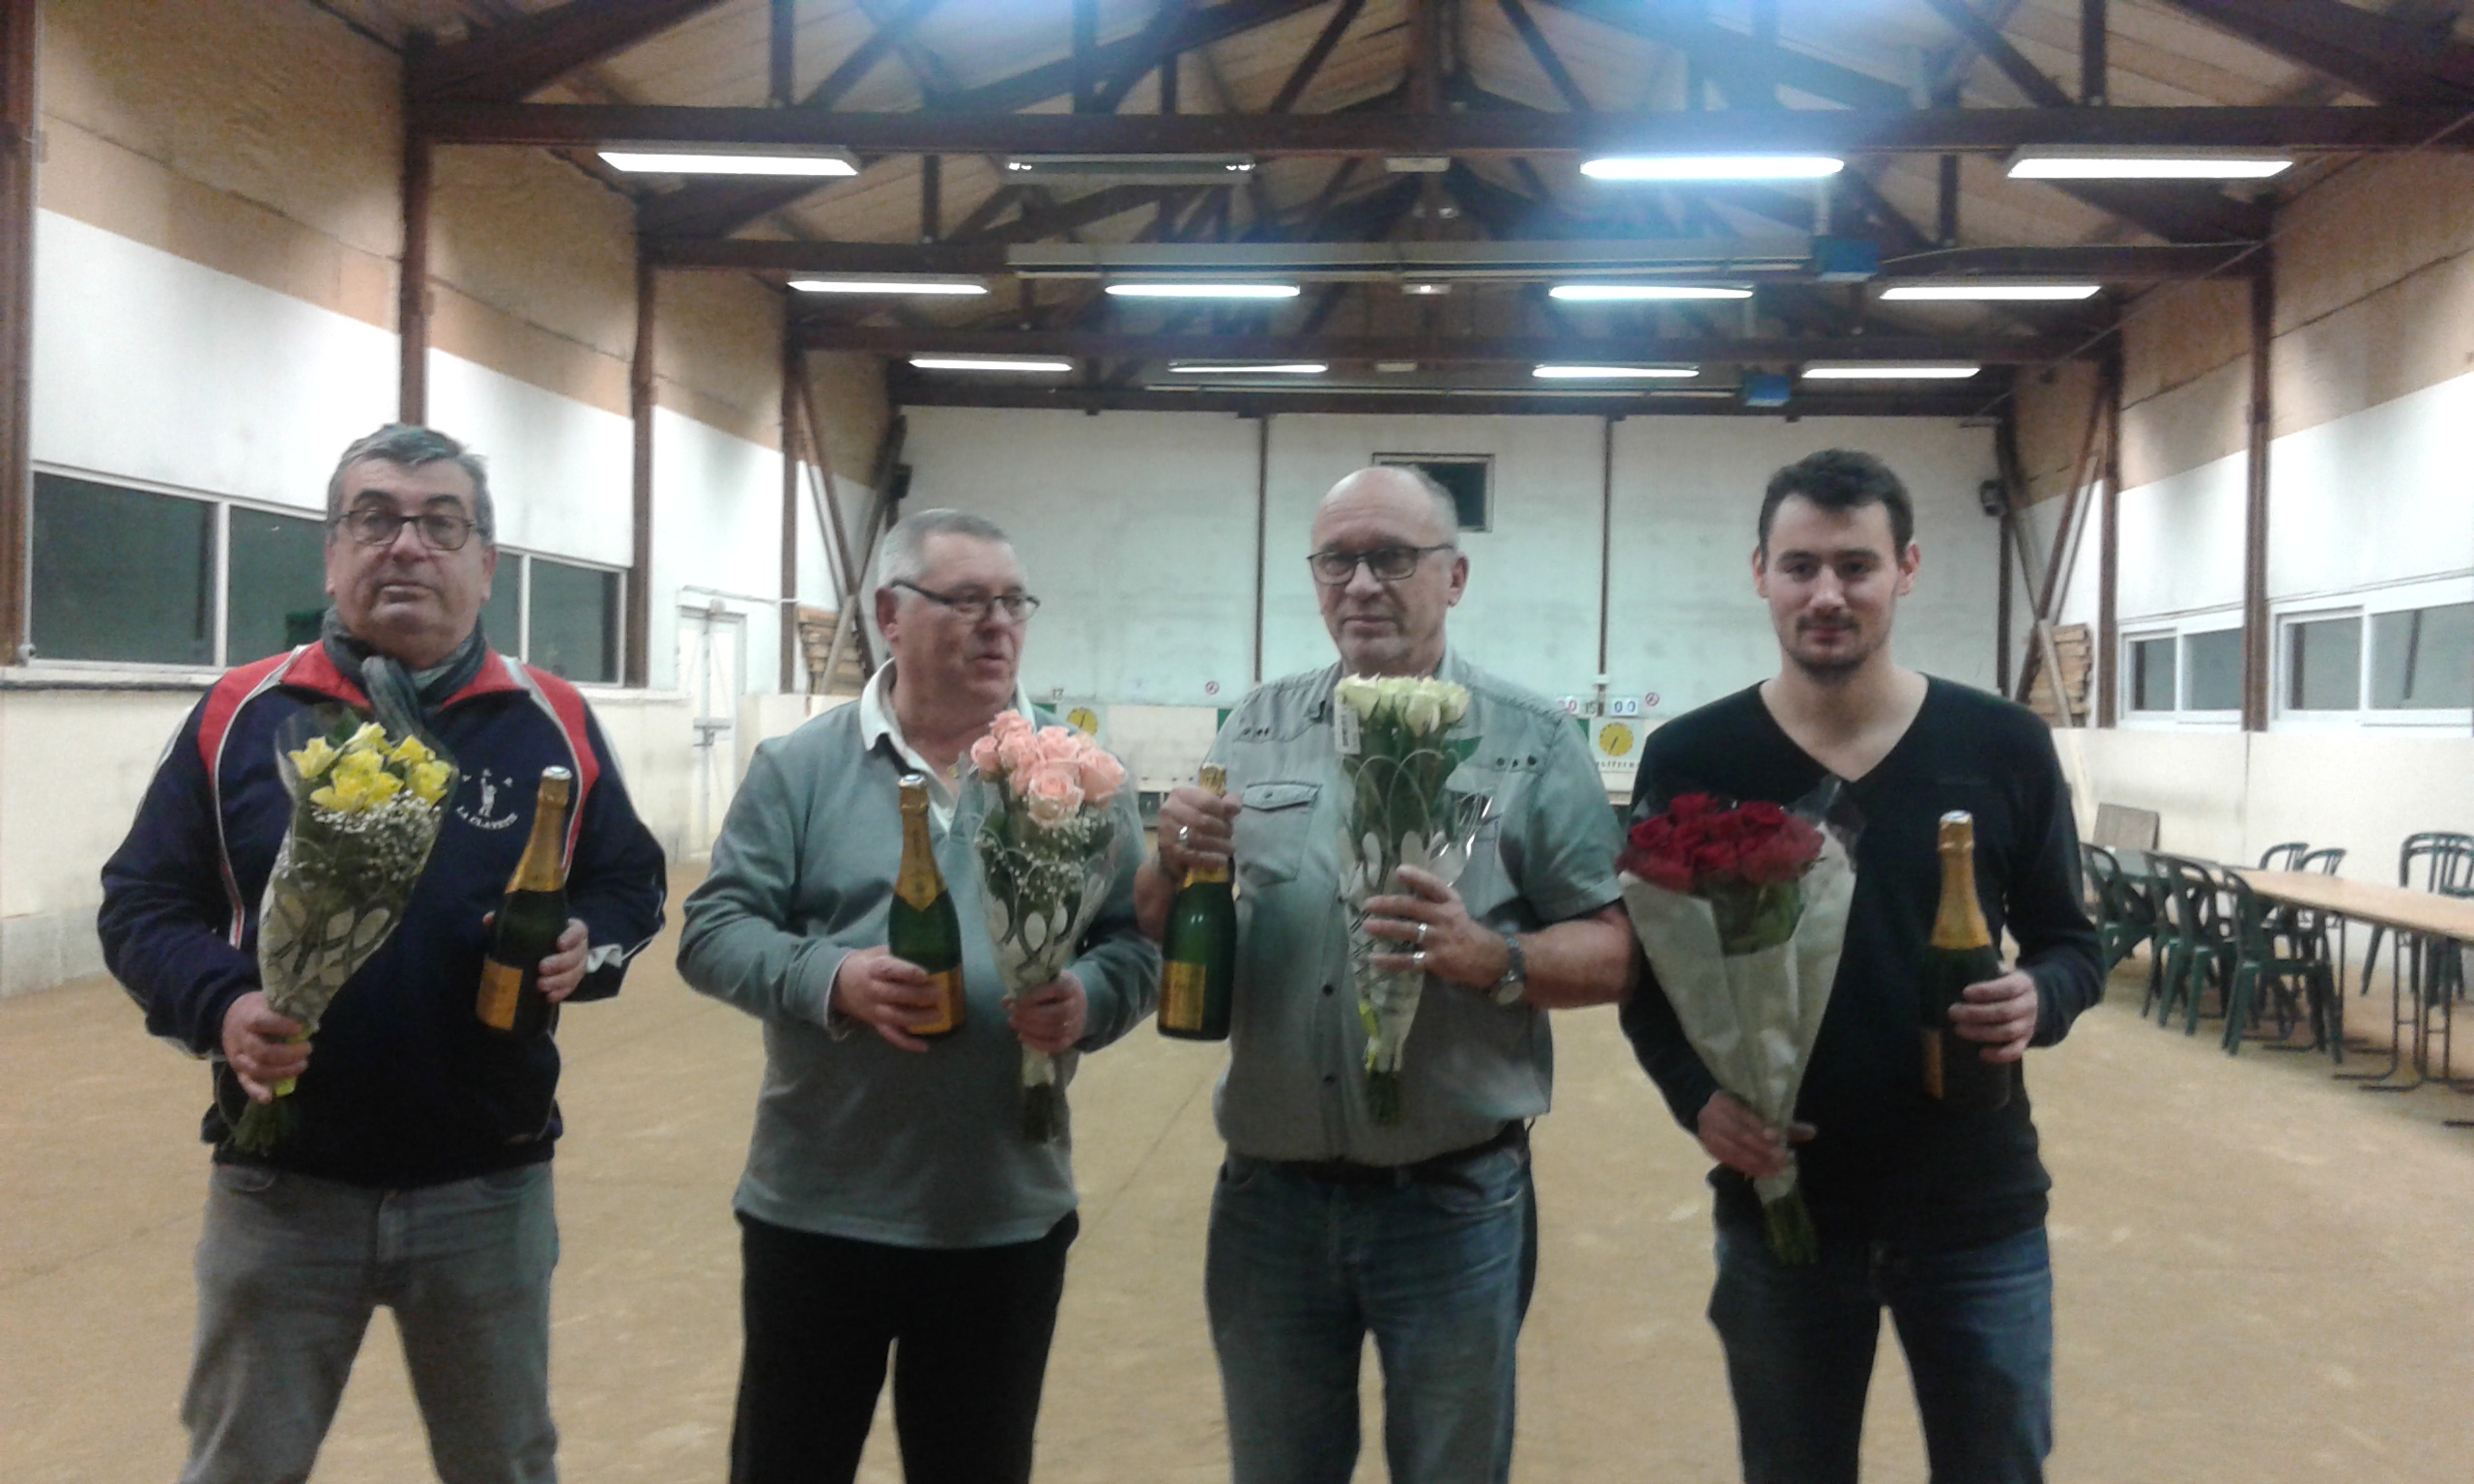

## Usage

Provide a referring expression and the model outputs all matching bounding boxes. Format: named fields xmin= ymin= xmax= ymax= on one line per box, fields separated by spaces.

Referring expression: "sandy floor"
xmin=6 ymin=866 xmax=2472 ymax=1482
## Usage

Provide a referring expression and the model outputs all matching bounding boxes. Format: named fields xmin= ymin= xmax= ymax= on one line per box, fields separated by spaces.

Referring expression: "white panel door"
xmin=676 ymin=606 xmax=746 ymax=850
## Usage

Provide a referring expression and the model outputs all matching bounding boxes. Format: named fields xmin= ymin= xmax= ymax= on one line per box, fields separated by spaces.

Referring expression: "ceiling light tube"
xmin=2004 ymin=146 xmax=2291 ymax=180
xmin=1799 ymin=361 xmax=1981 ymax=380
xmin=907 ymin=356 xmax=1075 ymax=373
xmin=1879 ymin=282 xmax=2100 ymax=301
xmin=791 ymin=277 xmax=989 ymax=296
xmin=1103 ymin=282 xmax=1301 ymax=300
xmin=1533 ymin=364 xmax=1701 ymax=380
xmin=1165 ymin=361 xmax=1328 ymax=375
xmin=1580 ymin=155 xmax=1843 ymax=182
xmin=599 ymin=146 xmax=859 ymax=177
xmin=1549 ymin=283 xmax=1754 ymax=301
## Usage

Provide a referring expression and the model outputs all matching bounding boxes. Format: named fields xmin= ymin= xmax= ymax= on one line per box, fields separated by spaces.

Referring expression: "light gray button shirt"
xmin=1206 ymin=650 xmax=1623 ymax=1165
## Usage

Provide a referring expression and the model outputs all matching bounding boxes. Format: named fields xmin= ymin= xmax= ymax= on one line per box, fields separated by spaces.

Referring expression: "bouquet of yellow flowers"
xmin=228 ymin=707 xmax=457 ymax=1153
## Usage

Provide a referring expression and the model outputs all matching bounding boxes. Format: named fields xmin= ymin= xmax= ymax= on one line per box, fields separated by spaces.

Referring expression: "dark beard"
xmin=1787 ymin=625 xmax=1879 ymax=684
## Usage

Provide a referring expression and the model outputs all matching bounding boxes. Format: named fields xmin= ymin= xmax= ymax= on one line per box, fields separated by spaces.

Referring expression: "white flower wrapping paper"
xmin=1618 ymin=833 xmax=1856 ymax=1208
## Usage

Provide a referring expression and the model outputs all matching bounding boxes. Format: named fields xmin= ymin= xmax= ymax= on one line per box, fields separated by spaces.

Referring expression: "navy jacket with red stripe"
xmin=101 ymin=642 xmax=668 ymax=1187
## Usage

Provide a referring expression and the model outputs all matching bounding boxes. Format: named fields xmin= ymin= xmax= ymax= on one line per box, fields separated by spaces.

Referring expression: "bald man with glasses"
xmin=1138 ymin=466 xmax=1633 ymax=1484
xmin=680 ymin=507 xmax=1158 ymax=1484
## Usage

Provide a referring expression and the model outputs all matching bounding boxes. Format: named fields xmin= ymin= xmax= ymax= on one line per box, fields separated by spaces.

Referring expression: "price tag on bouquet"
xmin=1333 ymin=699 xmax=1362 ymax=756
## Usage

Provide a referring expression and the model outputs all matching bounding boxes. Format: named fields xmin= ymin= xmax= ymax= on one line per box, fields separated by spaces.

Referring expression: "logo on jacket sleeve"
xmin=456 ymin=767 xmax=525 ymax=831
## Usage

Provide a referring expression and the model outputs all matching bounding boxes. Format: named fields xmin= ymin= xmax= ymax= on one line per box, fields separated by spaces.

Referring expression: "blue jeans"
xmin=179 ymin=1160 xmax=561 ymax=1484
xmin=1709 ymin=1220 xmax=2054 ymax=1484
xmin=1204 ymin=1140 xmax=1537 ymax=1484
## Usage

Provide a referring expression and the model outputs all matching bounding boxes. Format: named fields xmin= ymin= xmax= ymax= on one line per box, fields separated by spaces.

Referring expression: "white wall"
xmin=901 ymin=407 xmax=1262 ymax=706
xmin=3 ymin=211 xmax=802 ymax=996
xmin=1609 ymin=416 xmax=2002 ymax=720
xmin=902 ymin=407 xmax=2002 ymax=718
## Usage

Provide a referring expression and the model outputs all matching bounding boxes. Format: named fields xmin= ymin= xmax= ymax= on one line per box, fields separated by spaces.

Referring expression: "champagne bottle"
xmin=1158 ymin=764 xmax=1237 ymax=1042
xmin=1920 ymin=811 xmax=2014 ymax=1111
xmin=476 ymin=767 xmax=573 ymax=1038
xmin=890 ymin=773 xmax=965 ymax=1038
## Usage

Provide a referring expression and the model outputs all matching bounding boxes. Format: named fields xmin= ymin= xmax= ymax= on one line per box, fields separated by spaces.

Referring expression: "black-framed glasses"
xmin=335 ymin=507 xmax=480 ymax=552
xmin=890 ymin=579 xmax=1042 ymax=624
xmin=1307 ymin=544 xmax=1455 ymax=585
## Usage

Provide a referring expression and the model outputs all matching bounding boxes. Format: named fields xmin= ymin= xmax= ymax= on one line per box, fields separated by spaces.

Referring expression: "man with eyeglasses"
xmin=680 ymin=507 xmax=1158 ymax=1484
xmin=101 ymin=423 xmax=668 ymax=1484
xmin=1139 ymin=466 xmax=1632 ymax=1484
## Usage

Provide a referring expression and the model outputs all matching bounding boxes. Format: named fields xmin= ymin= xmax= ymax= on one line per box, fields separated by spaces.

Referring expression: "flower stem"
xmin=1366 ymin=1070 xmax=1404 ymax=1126
xmin=228 ymin=1096 xmax=295 ymax=1156
xmin=1763 ymin=1188 xmax=1820 ymax=1266
xmin=1021 ymin=1083 xmax=1066 ymax=1144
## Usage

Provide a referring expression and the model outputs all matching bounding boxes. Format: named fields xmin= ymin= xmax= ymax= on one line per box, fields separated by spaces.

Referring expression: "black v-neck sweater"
xmin=1620 ymin=676 xmax=2104 ymax=1249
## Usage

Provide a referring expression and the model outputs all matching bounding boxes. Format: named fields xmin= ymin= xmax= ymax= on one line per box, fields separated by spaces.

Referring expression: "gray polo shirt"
xmin=677 ymin=702 xmax=1160 ymax=1248
xmin=1207 ymin=650 xmax=1623 ymax=1166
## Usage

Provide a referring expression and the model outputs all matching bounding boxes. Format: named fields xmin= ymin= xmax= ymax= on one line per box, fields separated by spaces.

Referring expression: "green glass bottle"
xmin=1920 ymin=810 xmax=2014 ymax=1111
xmin=890 ymin=773 xmax=965 ymax=1038
xmin=1158 ymin=764 xmax=1237 ymax=1042
xmin=475 ymin=767 xmax=572 ymax=1039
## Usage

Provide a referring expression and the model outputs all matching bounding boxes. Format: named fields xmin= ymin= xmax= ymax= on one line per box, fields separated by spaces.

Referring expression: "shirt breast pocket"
xmin=1234 ymin=781 xmax=1320 ymax=888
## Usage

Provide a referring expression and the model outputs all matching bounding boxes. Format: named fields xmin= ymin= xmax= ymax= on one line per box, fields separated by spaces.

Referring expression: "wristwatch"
xmin=1490 ymin=929 xmax=1528 ymax=1006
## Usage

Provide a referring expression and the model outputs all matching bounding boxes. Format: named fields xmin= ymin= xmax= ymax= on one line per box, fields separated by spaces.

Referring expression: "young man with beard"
xmin=1622 ymin=448 xmax=2102 ymax=1484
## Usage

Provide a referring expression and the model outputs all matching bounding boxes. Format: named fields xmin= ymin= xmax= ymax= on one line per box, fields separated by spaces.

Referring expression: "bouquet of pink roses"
xmin=964 ymin=712 xmax=1130 ymax=1142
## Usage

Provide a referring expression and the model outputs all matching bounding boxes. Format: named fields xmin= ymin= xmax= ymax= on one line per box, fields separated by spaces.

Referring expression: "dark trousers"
xmin=730 ymin=1210 xmax=1078 ymax=1484
xmin=1710 ymin=1221 xmax=2055 ymax=1484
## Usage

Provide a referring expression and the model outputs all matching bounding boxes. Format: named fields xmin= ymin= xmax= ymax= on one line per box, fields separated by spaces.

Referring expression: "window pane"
xmin=528 ymin=559 xmax=619 ymax=684
xmin=2286 ymin=615 xmax=2362 ymax=712
xmin=479 ymin=555 xmax=522 ymax=660
xmin=2371 ymin=603 xmax=2474 ymax=710
xmin=30 ymin=473 xmax=215 ymax=666
xmin=1374 ymin=455 xmax=1490 ymax=532
xmin=226 ymin=508 xmax=331 ymax=664
xmin=2182 ymin=629 xmax=2243 ymax=711
xmin=2130 ymin=637 xmax=2175 ymax=712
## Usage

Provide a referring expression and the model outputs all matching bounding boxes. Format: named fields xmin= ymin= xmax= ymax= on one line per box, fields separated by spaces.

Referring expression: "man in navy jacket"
xmin=101 ymin=424 xmax=667 ymax=1484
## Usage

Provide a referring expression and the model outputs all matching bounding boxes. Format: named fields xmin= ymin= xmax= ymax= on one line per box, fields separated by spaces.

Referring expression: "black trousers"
xmin=731 ymin=1209 xmax=1079 ymax=1484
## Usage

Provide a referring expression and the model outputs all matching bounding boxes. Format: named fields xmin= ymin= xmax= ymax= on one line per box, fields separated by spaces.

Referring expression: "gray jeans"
xmin=179 ymin=1160 xmax=560 ymax=1484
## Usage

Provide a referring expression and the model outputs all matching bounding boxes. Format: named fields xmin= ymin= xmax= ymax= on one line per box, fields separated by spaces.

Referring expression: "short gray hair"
xmin=1335 ymin=465 xmax=1459 ymax=543
xmin=326 ymin=424 xmax=496 ymax=543
xmin=877 ymin=508 xmax=1013 ymax=588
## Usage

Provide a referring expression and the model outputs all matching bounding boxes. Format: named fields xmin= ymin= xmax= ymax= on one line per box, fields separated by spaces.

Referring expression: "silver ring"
xmin=1411 ymin=949 xmax=1428 ymax=970
xmin=1176 ymin=824 xmax=1192 ymax=846
xmin=1415 ymin=922 xmax=1429 ymax=948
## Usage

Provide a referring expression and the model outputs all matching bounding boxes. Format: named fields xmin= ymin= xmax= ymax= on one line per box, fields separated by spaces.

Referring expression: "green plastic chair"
xmin=2154 ymin=855 xmax=2236 ymax=1036
xmin=2083 ymin=843 xmax=2155 ymax=979
xmin=2227 ymin=877 xmax=2336 ymax=1056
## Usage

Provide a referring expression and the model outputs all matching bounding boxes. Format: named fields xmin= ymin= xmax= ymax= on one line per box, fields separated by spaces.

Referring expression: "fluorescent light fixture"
xmin=907 ymin=356 xmax=1075 ymax=373
xmin=2005 ymin=146 xmax=2291 ymax=180
xmin=1580 ymin=155 xmax=1843 ymax=182
xmin=1401 ymin=281 xmax=1452 ymax=297
xmin=790 ymin=277 xmax=989 ymax=296
xmin=1002 ymin=154 xmax=1256 ymax=185
xmin=1533 ymin=363 xmax=1701 ymax=380
xmin=1549 ymin=283 xmax=1753 ymax=301
xmin=1880 ymin=282 xmax=2100 ymax=301
xmin=1375 ymin=361 xmax=1421 ymax=374
xmin=599 ymin=146 xmax=858 ymax=177
xmin=1165 ymin=361 xmax=1328 ymax=375
xmin=1799 ymin=361 xmax=1981 ymax=380
xmin=1103 ymin=282 xmax=1300 ymax=300
xmin=1386 ymin=156 xmax=1453 ymax=173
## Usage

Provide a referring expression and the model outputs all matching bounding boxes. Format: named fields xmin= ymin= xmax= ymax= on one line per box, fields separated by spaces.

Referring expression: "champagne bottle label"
xmin=913 ymin=967 xmax=965 ymax=1037
xmin=1162 ymin=960 xmax=1209 ymax=1030
xmin=476 ymin=959 xmax=527 ymax=1032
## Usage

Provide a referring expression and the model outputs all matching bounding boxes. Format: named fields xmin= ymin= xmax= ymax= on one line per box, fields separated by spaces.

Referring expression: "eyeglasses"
xmin=1307 ymin=544 xmax=1455 ymax=585
xmin=890 ymin=579 xmax=1042 ymax=624
xmin=335 ymin=507 xmax=481 ymax=552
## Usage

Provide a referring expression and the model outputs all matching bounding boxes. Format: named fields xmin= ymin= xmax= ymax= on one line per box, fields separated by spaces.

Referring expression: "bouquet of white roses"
xmin=1333 ymin=674 xmax=1492 ymax=1125
xmin=228 ymin=707 xmax=457 ymax=1154
xmin=965 ymin=711 xmax=1130 ymax=1143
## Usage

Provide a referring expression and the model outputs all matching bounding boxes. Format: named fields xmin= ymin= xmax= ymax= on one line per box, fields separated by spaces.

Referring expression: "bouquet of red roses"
xmin=1619 ymin=789 xmax=1857 ymax=1263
